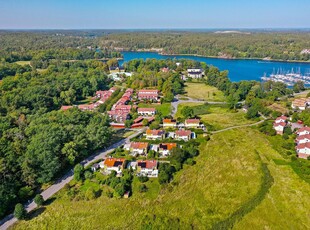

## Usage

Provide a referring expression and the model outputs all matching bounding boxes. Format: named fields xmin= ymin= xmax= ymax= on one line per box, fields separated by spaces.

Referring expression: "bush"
xmin=139 ymin=184 xmax=148 ymax=193
xmin=85 ymin=187 xmax=96 ymax=200
xmin=34 ymin=194 xmax=44 ymax=206
xmin=138 ymin=175 xmax=149 ymax=183
xmin=14 ymin=203 xmax=27 ymax=220
xmin=106 ymin=190 xmax=113 ymax=198
xmin=84 ymin=171 xmax=93 ymax=180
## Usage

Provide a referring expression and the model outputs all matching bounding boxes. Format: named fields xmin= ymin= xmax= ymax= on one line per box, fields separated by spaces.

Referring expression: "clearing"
xmin=184 ymin=82 xmax=226 ymax=102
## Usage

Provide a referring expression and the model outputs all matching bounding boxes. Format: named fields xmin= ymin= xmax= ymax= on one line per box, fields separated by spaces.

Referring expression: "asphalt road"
xmin=0 ymin=128 xmax=145 ymax=230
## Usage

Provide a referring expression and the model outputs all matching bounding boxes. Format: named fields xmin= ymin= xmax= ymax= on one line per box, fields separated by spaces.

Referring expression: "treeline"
xmin=0 ymin=60 xmax=113 ymax=218
xmin=0 ymin=32 xmax=122 ymax=64
xmin=205 ymin=65 xmax=293 ymax=118
xmin=103 ymin=32 xmax=310 ymax=61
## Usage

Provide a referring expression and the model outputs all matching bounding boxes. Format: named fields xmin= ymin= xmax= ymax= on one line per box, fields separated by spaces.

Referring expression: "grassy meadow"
xmin=12 ymin=127 xmax=310 ymax=229
xmin=184 ymin=82 xmax=226 ymax=102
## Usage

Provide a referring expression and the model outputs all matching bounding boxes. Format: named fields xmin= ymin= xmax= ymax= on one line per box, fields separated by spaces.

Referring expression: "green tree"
xmin=34 ymin=194 xmax=44 ymax=207
xmin=14 ymin=203 xmax=27 ymax=220
xmin=73 ymin=164 xmax=84 ymax=181
xmin=181 ymin=106 xmax=194 ymax=118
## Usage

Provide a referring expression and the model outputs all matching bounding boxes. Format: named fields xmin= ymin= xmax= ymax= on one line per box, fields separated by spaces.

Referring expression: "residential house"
xmin=161 ymin=67 xmax=170 ymax=73
xmin=187 ymin=68 xmax=203 ymax=79
xmin=296 ymin=127 xmax=310 ymax=136
xmin=163 ymin=119 xmax=177 ymax=128
xmin=137 ymin=89 xmax=159 ymax=101
xmin=296 ymin=134 xmax=310 ymax=144
xmin=129 ymin=142 xmax=149 ymax=156
xmin=146 ymin=129 xmax=165 ymax=140
xmin=296 ymin=143 xmax=310 ymax=159
xmin=60 ymin=105 xmax=73 ymax=111
xmin=274 ymin=115 xmax=288 ymax=124
xmin=137 ymin=160 xmax=159 ymax=177
xmin=108 ymin=110 xmax=129 ymax=123
xmin=273 ymin=122 xmax=286 ymax=135
xmin=185 ymin=119 xmax=201 ymax=128
xmin=137 ymin=108 xmax=156 ymax=116
xmin=291 ymin=98 xmax=310 ymax=111
xmin=175 ymin=130 xmax=193 ymax=141
xmin=159 ymin=143 xmax=177 ymax=156
xmin=100 ymin=158 xmax=126 ymax=174
xmin=273 ymin=115 xmax=288 ymax=135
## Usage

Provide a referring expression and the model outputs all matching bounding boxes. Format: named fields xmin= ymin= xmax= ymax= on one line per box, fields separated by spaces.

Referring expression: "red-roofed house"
xmin=146 ymin=129 xmax=165 ymax=140
xmin=137 ymin=160 xmax=158 ymax=177
xmin=159 ymin=143 xmax=177 ymax=156
xmin=296 ymin=143 xmax=310 ymax=159
xmin=273 ymin=122 xmax=287 ymax=135
xmin=163 ymin=119 xmax=177 ymax=128
xmin=296 ymin=134 xmax=310 ymax=144
xmin=108 ymin=110 xmax=129 ymax=123
xmin=274 ymin=116 xmax=288 ymax=124
xmin=185 ymin=119 xmax=201 ymax=128
xmin=137 ymin=89 xmax=159 ymax=101
xmin=175 ymin=130 xmax=192 ymax=141
xmin=100 ymin=158 xmax=126 ymax=174
xmin=129 ymin=142 xmax=149 ymax=155
xmin=137 ymin=108 xmax=156 ymax=116
xmin=60 ymin=105 xmax=73 ymax=111
xmin=296 ymin=127 xmax=310 ymax=136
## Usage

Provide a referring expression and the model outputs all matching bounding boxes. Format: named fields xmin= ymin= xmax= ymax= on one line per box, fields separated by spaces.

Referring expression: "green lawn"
xmin=138 ymin=102 xmax=171 ymax=117
xmin=184 ymin=82 xmax=226 ymax=102
xmin=175 ymin=102 xmax=205 ymax=118
xmin=200 ymin=106 xmax=255 ymax=131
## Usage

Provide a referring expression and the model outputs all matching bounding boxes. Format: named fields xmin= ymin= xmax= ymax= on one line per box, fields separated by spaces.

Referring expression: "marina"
xmin=261 ymin=68 xmax=310 ymax=86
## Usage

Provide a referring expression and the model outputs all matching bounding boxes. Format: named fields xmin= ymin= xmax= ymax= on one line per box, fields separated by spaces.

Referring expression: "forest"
xmin=102 ymin=32 xmax=310 ymax=61
xmin=0 ymin=60 xmax=114 ymax=218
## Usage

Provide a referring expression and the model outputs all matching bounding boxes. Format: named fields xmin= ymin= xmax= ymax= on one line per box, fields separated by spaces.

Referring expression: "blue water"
xmin=120 ymin=51 xmax=310 ymax=82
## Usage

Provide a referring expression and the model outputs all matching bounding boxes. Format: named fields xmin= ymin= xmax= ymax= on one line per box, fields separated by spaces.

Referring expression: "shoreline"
xmin=121 ymin=50 xmax=310 ymax=64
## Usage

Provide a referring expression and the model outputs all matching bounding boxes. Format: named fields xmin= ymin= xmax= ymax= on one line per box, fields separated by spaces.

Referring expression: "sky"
xmin=0 ymin=0 xmax=309 ymax=29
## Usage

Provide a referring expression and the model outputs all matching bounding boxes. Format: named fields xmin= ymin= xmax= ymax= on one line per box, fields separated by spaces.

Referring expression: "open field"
xmin=137 ymin=102 xmax=171 ymax=117
xmin=175 ymin=102 xmax=204 ymax=118
xmin=200 ymin=106 xmax=255 ymax=131
xmin=11 ymin=128 xmax=310 ymax=229
xmin=14 ymin=61 xmax=31 ymax=66
xmin=184 ymin=82 xmax=226 ymax=102
xmin=267 ymin=102 xmax=289 ymax=114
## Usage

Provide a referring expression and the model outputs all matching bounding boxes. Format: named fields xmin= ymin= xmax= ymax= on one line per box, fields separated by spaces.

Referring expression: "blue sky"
xmin=0 ymin=0 xmax=309 ymax=29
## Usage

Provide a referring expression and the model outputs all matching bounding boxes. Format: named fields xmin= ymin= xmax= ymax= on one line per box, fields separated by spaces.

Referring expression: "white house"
xmin=185 ymin=119 xmax=201 ymax=128
xmin=137 ymin=160 xmax=158 ymax=177
xmin=163 ymin=119 xmax=177 ymax=128
xmin=146 ymin=129 xmax=165 ymax=140
xmin=175 ymin=130 xmax=193 ymax=141
xmin=137 ymin=108 xmax=156 ymax=116
xmin=273 ymin=122 xmax=286 ymax=135
xmin=129 ymin=142 xmax=149 ymax=156
xmin=187 ymin=68 xmax=203 ymax=78
xmin=274 ymin=116 xmax=288 ymax=124
xmin=296 ymin=143 xmax=310 ymax=159
xmin=296 ymin=127 xmax=310 ymax=136
xmin=100 ymin=158 xmax=126 ymax=174
xmin=296 ymin=134 xmax=310 ymax=144
xmin=291 ymin=98 xmax=310 ymax=111
xmin=159 ymin=143 xmax=177 ymax=157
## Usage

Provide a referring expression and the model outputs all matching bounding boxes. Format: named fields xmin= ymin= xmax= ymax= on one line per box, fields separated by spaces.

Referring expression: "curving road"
xmin=0 ymin=128 xmax=146 ymax=230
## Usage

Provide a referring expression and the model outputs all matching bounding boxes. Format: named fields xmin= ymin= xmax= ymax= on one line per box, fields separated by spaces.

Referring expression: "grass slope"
xmin=11 ymin=129 xmax=310 ymax=229
xmin=184 ymin=83 xmax=226 ymax=102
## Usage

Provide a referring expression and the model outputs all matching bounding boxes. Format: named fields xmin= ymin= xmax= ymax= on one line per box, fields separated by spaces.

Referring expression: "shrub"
xmin=138 ymin=176 xmax=149 ymax=183
xmin=34 ymin=194 xmax=44 ymax=206
xmin=14 ymin=203 xmax=27 ymax=220
xmin=139 ymin=184 xmax=148 ymax=193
